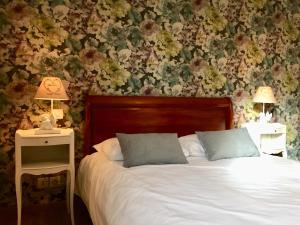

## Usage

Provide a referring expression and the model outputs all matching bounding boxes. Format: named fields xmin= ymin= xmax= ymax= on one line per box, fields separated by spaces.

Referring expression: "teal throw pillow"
xmin=196 ymin=128 xmax=260 ymax=161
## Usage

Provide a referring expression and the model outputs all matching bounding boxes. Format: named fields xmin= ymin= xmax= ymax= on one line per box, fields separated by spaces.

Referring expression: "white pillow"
xmin=93 ymin=138 xmax=123 ymax=161
xmin=93 ymin=136 xmax=190 ymax=161
xmin=179 ymin=134 xmax=205 ymax=157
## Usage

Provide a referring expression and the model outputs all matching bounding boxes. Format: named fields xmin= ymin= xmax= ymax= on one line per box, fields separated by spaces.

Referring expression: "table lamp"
xmin=34 ymin=77 xmax=69 ymax=134
xmin=253 ymin=86 xmax=276 ymax=123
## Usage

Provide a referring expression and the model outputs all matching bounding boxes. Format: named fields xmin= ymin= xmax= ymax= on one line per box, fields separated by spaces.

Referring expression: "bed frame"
xmin=83 ymin=96 xmax=233 ymax=155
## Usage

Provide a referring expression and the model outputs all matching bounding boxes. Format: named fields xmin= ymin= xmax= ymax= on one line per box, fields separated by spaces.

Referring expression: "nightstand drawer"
xmin=261 ymin=127 xmax=286 ymax=134
xmin=273 ymin=127 xmax=286 ymax=133
xmin=19 ymin=136 xmax=70 ymax=146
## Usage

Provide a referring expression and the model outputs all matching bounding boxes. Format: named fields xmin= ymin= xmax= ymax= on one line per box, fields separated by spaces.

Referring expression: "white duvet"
xmin=77 ymin=152 xmax=300 ymax=225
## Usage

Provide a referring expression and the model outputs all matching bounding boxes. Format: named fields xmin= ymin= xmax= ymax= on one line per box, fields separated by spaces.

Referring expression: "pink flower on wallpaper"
xmin=272 ymin=63 xmax=285 ymax=78
xmin=192 ymin=0 xmax=208 ymax=11
xmin=233 ymin=89 xmax=249 ymax=103
xmin=140 ymin=20 xmax=159 ymax=36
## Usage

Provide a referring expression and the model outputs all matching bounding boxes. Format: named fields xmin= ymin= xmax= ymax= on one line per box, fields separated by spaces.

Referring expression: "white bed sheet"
xmin=77 ymin=152 xmax=300 ymax=225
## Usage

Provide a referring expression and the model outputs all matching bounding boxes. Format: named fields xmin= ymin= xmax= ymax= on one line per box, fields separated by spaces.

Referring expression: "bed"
xmin=77 ymin=96 xmax=300 ymax=225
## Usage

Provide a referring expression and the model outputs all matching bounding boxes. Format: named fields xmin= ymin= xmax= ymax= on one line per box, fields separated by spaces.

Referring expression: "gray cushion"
xmin=116 ymin=133 xmax=188 ymax=168
xmin=196 ymin=128 xmax=260 ymax=161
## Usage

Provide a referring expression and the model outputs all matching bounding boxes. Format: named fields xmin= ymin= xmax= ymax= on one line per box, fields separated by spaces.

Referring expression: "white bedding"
xmin=77 ymin=152 xmax=300 ymax=225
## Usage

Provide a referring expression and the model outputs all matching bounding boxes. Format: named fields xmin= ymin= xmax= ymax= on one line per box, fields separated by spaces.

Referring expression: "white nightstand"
xmin=15 ymin=128 xmax=75 ymax=225
xmin=242 ymin=122 xmax=287 ymax=158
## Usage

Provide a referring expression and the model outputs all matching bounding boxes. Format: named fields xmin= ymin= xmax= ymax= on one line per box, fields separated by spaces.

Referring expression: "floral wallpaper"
xmin=0 ymin=0 xmax=299 ymax=206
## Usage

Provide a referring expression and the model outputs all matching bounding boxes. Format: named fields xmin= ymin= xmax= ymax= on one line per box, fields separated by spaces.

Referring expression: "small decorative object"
xmin=36 ymin=114 xmax=60 ymax=134
xmin=253 ymin=86 xmax=276 ymax=123
xmin=39 ymin=114 xmax=54 ymax=130
xmin=18 ymin=113 xmax=33 ymax=130
xmin=258 ymin=111 xmax=272 ymax=123
xmin=34 ymin=77 xmax=69 ymax=134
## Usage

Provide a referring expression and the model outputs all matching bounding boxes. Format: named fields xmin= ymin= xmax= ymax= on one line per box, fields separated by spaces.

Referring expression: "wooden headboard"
xmin=83 ymin=96 xmax=233 ymax=155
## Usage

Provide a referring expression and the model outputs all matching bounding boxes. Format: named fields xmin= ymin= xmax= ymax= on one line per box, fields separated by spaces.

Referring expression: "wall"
xmin=0 ymin=0 xmax=299 ymax=206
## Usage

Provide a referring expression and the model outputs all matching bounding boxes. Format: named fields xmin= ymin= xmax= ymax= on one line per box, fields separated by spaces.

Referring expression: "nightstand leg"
xmin=70 ymin=170 xmax=75 ymax=225
xmin=15 ymin=173 xmax=22 ymax=225
xmin=66 ymin=171 xmax=70 ymax=213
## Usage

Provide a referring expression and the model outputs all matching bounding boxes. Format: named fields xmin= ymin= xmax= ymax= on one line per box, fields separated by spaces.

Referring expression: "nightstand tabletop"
xmin=16 ymin=128 xmax=73 ymax=138
xmin=242 ymin=122 xmax=286 ymax=134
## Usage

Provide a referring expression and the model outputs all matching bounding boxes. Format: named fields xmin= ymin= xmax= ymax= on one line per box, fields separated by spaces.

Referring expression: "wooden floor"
xmin=0 ymin=196 xmax=93 ymax=225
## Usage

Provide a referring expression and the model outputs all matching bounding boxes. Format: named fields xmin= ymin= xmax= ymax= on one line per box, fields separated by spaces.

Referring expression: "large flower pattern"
xmin=0 ymin=0 xmax=299 ymax=205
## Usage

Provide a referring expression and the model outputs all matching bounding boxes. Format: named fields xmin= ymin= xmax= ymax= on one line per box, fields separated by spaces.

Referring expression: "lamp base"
xmin=34 ymin=128 xmax=61 ymax=135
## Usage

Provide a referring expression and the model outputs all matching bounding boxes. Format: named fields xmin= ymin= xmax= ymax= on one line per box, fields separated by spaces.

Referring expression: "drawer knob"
xmin=45 ymin=141 xmax=48 ymax=144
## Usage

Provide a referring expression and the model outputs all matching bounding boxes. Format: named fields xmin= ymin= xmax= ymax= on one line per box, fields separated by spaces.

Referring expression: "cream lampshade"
xmin=253 ymin=86 xmax=276 ymax=122
xmin=35 ymin=77 xmax=69 ymax=134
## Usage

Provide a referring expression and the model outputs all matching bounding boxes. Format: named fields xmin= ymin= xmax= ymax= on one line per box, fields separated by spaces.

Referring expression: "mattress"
xmin=77 ymin=152 xmax=300 ymax=225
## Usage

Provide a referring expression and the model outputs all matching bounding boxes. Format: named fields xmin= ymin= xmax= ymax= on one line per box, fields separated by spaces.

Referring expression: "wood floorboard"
xmin=0 ymin=195 xmax=93 ymax=225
